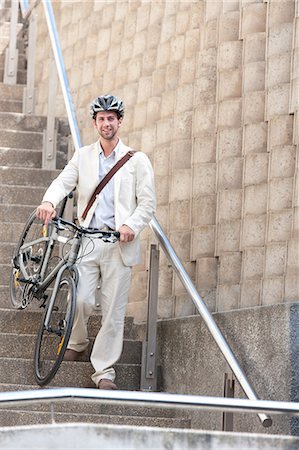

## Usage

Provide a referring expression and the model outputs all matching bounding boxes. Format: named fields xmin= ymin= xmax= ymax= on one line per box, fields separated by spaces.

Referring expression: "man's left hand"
xmin=119 ymin=225 xmax=135 ymax=242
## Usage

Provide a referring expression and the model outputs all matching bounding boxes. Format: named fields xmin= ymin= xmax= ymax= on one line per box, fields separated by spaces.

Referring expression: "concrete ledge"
xmin=133 ymin=302 xmax=299 ymax=435
xmin=0 ymin=423 xmax=299 ymax=450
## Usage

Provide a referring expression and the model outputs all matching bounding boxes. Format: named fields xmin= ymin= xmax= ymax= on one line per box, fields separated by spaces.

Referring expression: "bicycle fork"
xmin=43 ymin=236 xmax=80 ymax=330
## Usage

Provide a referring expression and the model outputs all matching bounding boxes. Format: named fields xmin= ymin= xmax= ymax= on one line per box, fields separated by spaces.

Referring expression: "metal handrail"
xmin=41 ymin=0 xmax=81 ymax=152
xmin=149 ymin=217 xmax=272 ymax=428
xmin=0 ymin=388 xmax=297 ymax=421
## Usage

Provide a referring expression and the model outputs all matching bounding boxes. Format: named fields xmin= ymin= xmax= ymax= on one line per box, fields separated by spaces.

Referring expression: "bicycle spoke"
xmin=9 ymin=211 xmax=50 ymax=309
xmin=34 ymin=273 xmax=76 ymax=386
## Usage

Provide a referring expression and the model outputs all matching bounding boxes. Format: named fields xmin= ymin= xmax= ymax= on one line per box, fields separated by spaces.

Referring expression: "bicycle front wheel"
xmin=34 ymin=272 xmax=76 ymax=386
xmin=10 ymin=210 xmax=51 ymax=309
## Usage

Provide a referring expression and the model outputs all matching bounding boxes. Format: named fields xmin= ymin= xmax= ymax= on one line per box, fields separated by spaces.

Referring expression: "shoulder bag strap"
xmin=81 ymin=150 xmax=135 ymax=220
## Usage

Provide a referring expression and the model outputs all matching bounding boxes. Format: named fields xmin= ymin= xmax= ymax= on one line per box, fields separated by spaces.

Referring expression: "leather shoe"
xmin=98 ymin=379 xmax=117 ymax=390
xmin=64 ymin=348 xmax=84 ymax=361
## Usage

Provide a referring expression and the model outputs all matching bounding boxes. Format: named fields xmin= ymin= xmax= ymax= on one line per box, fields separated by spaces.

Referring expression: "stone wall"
xmin=33 ymin=0 xmax=299 ymax=323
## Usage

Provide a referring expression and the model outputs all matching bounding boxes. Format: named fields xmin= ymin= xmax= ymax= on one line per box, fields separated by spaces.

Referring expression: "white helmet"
xmin=90 ymin=94 xmax=124 ymax=119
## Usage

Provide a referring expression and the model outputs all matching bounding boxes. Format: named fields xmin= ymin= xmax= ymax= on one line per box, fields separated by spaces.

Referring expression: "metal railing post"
xmin=140 ymin=244 xmax=159 ymax=391
xmin=222 ymin=371 xmax=235 ymax=431
xmin=4 ymin=0 xmax=19 ymax=84
xmin=23 ymin=11 xmax=37 ymax=115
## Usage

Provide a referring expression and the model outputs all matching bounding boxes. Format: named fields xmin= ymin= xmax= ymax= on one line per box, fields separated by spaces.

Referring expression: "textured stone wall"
xmin=33 ymin=0 xmax=299 ymax=323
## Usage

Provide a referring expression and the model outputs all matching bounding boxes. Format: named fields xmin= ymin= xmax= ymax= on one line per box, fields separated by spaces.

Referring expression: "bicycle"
xmin=9 ymin=208 xmax=119 ymax=387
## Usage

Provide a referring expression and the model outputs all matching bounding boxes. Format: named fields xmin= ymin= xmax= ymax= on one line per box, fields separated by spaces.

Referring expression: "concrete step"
xmin=0 ymin=147 xmax=42 ymax=168
xmin=0 ymin=8 xmax=10 ymax=21
xmin=0 ymin=99 xmax=22 ymax=112
xmin=0 ymin=408 xmax=190 ymax=428
xmin=0 ymin=112 xmax=46 ymax=131
xmin=0 ymin=285 xmax=11 ymax=308
xmin=3 ymin=423 xmax=298 ymax=450
xmin=0 ymin=333 xmax=142 ymax=364
xmin=0 ymin=37 xmax=9 ymax=53
xmin=1 ymin=263 xmax=15 ymax=286
xmin=0 ymin=308 xmax=134 ymax=340
xmin=0 ymin=384 xmax=178 ymax=420
xmin=0 ymin=222 xmax=26 ymax=243
xmin=2 ymin=0 xmax=13 ymax=8
xmin=0 ymin=203 xmax=42 ymax=223
xmin=0 ymin=241 xmax=14 ymax=262
xmin=0 ymin=129 xmax=43 ymax=149
xmin=2 ymin=423 xmax=298 ymax=450
xmin=0 ymin=21 xmax=23 ymax=37
xmin=0 ymin=82 xmax=23 ymax=101
xmin=0 ymin=83 xmax=23 ymax=112
xmin=0 ymin=357 xmax=141 ymax=389
xmin=0 ymin=167 xmax=58 ymax=187
xmin=0 ymin=184 xmax=44 ymax=205
xmin=2 ymin=0 xmax=13 ymax=9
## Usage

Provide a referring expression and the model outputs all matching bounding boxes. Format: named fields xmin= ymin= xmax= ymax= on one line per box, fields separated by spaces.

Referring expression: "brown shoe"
xmin=64 ymin=349 xmax=84 ymax=361
xmin=98 ymin=379 xmax=117 ymax=390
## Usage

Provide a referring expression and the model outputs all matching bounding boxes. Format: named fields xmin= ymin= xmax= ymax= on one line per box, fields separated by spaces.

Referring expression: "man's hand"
xmin=36 ymin=202 xmax=56 ymax=225
xmin=118 ymin=224 xmax=135 ymax=243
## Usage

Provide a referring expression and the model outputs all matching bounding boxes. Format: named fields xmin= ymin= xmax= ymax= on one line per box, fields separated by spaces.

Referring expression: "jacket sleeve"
xmin=42 ymin=150 xmax=79 ymax=208
xmin=123 ymin=152 xmax=156 ymax=236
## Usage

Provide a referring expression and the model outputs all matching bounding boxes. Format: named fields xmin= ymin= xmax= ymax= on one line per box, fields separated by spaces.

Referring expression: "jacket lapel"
xmin=88 ymin=142 xmax=101 ymax=188
xmin=114 ymin=141 xmax=131 ymax=198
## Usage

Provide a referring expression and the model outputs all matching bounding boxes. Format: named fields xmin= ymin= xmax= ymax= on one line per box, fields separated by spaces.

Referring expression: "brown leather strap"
xmin=81 ymin=150 xmax=135 ymax=220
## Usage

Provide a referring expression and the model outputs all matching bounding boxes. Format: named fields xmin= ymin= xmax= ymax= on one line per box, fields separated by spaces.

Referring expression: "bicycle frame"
xmin=19 ymin=233 xmax=67 ymax=283
xmin=43 ymin=263 xmax=76 ymax=330
xmin=18 ymin=225 xmax=79 ymax=307
xmin=16 ymin=216 xmax=119 ymax=315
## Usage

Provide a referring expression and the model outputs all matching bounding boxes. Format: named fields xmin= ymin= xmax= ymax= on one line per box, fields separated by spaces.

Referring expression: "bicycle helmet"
xmin=90 ymin=94 xmax=125 ymax=119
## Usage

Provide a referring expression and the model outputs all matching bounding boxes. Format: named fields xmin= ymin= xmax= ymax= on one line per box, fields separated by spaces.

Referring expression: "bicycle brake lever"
xmin=52 ymin=218 xmax=66 ymax=231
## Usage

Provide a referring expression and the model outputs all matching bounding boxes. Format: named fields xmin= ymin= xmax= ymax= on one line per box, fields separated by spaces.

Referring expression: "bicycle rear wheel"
xmin=34 ymin=271 xmax=76 ymax=386
xmin=9 ymin=210 xmax=54 ymax=309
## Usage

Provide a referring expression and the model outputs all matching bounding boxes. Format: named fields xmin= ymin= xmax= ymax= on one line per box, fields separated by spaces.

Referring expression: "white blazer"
xmin=42 ymin=139 xmax=156 ymax=266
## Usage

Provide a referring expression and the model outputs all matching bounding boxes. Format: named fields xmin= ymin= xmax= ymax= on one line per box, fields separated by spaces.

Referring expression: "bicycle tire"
xmin=9 ymin=210 xmax=52 ymax=309
xmin=34 ymin=272 xmax=76 ymax=386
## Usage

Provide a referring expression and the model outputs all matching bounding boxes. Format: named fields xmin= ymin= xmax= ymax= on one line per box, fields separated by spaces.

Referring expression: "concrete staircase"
xmin=0 ymin=3 xmax=192 ymax=431
xmin=0 ymin=87 xmax=189 ymax=427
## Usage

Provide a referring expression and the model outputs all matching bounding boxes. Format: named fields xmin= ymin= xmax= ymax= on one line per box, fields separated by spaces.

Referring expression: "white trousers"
xmin=67 ymin=237 xmax=132 ymax=387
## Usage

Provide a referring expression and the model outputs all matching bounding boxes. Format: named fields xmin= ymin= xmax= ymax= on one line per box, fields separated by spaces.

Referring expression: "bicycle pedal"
xmin=17 ymin=277 xmax=32 ymax=284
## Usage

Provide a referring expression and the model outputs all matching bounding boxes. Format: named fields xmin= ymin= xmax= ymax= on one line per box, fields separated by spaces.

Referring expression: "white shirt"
xmin=89 ymin=140 xmax=120 ymax=230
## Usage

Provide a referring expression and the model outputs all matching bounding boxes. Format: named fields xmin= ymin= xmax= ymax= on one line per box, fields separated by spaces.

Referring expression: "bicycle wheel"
xmin=9 ymin=210 xmax=52 ymax=309
xmin=34 ymin=271 xmax=76 ymax=386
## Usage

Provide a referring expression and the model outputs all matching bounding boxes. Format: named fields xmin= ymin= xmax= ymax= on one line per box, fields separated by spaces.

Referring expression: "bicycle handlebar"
xmin=52 ymin=217 xmax=120 ymax=240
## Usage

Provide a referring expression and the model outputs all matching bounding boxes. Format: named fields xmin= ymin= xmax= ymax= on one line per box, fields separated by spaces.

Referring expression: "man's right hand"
xmin=36 ymin=202 xmax=56 ymax=225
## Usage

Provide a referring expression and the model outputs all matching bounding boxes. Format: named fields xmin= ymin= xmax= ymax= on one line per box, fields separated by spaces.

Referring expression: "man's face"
xmin=93 ymin=111 xmax=122 ymax=141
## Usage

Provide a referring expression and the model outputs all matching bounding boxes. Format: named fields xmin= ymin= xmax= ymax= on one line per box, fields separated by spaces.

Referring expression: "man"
xmin=36 ymin=94 xmax=156 ymax=390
